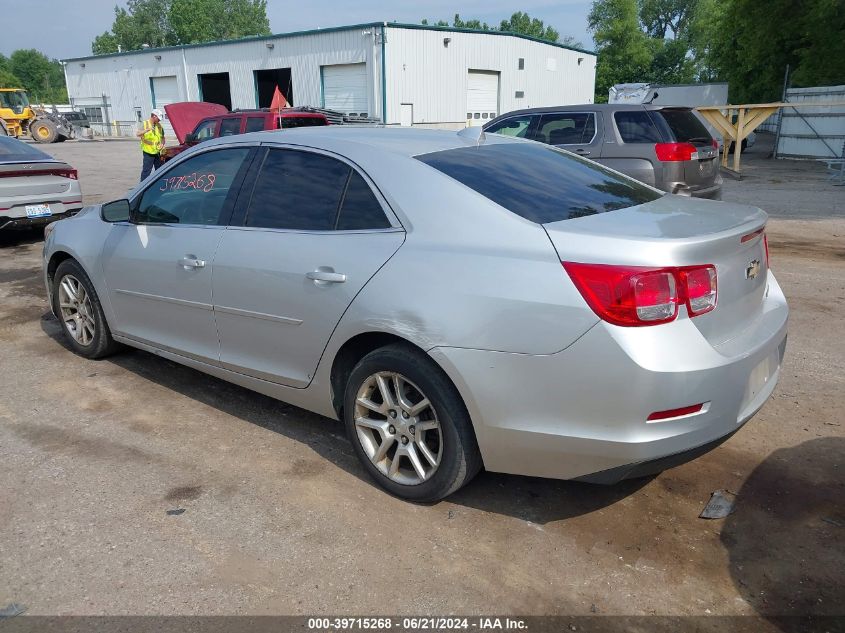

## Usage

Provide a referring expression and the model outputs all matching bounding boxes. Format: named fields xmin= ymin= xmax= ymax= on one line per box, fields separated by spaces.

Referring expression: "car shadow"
xmin=40 ymin=314 xmax=651 ymax=523
xmin=0 ymin=227 xmax=43 ymax=248
xmin=721 ymin=437 xmax=844 ymax=632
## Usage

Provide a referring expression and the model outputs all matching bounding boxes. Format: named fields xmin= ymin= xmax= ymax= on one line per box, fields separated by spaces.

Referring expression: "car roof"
xmin=488 ymin=103 xmax=692 ymax=120
xmin=200 ymin=125 xmax=518 ymax=159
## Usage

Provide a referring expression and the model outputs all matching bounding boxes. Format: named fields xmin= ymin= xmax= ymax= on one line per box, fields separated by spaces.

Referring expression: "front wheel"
xmin=343 ymin=344 xmax=482 ymax=501
xmin=30 ymin=119 xmax=58 ymax=143
xmin=53 ymin=259 xmax=121 ymax=359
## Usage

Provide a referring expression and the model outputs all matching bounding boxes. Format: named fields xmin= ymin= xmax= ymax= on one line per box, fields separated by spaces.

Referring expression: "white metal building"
xmin=62 ymin=22 xmax=596 ymax=135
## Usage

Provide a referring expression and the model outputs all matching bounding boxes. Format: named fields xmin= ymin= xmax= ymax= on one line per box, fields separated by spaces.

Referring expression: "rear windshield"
xmin=0 ymin=136 xmax=51 ymax=162
xmin=653 ymin=109 xmax=713 ymax=145
xmin=416 ymin=142 xmax=662 ymax=224
xmin=281 ymin=117 xmax=326 ymax=129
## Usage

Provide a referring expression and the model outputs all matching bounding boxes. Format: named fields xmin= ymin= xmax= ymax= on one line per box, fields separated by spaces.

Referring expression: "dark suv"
xmin=164 ymin=103 xmax=329 ymax=161
xmin=484 ymin=104 xmax=722 ymax=199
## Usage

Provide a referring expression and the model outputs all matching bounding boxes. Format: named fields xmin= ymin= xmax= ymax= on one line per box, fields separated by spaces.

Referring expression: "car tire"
xmin=343 ymin=343 xmax=482 ymax=502
xmin=53 ymin=259 xmax=121 ymax=359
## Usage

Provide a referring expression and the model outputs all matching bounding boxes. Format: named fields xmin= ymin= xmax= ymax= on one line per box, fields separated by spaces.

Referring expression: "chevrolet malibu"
xmin=43 ymin=127 xmax=788 ymax=501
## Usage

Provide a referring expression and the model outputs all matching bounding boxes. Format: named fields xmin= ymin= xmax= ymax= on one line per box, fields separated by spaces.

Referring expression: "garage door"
xmin=467 ymin=71 xmax=499 ymax=127
xmin=150 ymin=75 xmax=179 ymax=138
xmin=322 ymin=63 xmax=368 ymax=116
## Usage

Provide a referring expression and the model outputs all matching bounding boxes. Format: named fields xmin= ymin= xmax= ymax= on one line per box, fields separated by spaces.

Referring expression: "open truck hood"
xmin=164 ymin=102 xmax=227 ymax=143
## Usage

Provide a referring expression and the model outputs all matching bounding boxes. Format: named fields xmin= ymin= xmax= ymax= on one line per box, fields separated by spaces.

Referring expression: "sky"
xmin=0 ymin=0 xmax=595 ymax=60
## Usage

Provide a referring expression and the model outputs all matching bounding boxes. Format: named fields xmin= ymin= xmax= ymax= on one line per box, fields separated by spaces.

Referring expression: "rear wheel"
xmin=31 ymin=119 xmax=58 ymax=143
xmin=53 ymin=259 xmax=121 ymax=359
xmin=343 ymin=344 xmax=482 ymax=501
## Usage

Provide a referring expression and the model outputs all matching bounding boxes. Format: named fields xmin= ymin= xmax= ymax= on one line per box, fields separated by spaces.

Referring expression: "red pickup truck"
xmin=163 ymin=102 xmax=329 ymax=161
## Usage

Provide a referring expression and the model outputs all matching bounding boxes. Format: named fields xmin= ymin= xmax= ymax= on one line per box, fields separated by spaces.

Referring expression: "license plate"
xmin=25 ymin=204 xmax=52 ymax=218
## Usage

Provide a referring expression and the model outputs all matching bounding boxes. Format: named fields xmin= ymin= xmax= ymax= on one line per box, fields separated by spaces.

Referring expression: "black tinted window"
xmin=337 ymin=171 xmax=390 ymax=230
xmin=280 ymin=116 xmax=326 ymax=128
xmin=0 ymin=136 xmax=51 ymax=161
xmin=246 ymin=149 xmax=349 ymax=230
xmin=614 ymin=111 xmax=663 ymax=143
xmin=219 ymin=118 xmax=241 ymax=136
xmin=244 ymin=116 xmax=265 ymax=133
xmin=653 ymin=109 xmax=713 ymax=145
xmin=416 ymin=143 xmax=661 ymax=224
xmin=136 ymin=148 xmax=249 ymax=225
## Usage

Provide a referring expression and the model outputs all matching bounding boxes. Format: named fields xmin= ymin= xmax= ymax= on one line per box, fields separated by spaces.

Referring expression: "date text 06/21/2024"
xmin=307 ymin=617 xmax=528 ymax=631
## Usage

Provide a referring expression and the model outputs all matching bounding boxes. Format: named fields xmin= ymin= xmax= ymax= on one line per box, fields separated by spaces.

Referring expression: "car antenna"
xmin=457 ymin=126 xmax=486 ymax=146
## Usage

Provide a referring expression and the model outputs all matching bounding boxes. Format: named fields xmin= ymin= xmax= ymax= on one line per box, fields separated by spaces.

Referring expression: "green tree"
xmin=8 ymin=49 xmax=67 ymax=103
xmin=589 ymin=0 xmax=653 ymax=101
xmin=0 ymin=69 xmax=24 ymax=89
xmin=420 ymin=11 xmax=573 ymax=44
xmin=92 ymin=0 xmax=270 ymax=54
xmin=499 ymin=11 xmax=559 ymax=42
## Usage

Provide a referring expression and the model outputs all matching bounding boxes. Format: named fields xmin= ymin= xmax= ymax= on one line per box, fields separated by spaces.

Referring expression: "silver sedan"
xmin=1 ymin=136 xmax=83 ymax=231
xmin=42 ymin=127 xmax=788 ymax=501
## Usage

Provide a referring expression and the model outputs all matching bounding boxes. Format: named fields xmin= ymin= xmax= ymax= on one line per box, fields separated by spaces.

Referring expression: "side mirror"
xmin=185 ymin=132 xmax=198 ymax=143
xmin=101 ymin=199 xmax=130 ymax=223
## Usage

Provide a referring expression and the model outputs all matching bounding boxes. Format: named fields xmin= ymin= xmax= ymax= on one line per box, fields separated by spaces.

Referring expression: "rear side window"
xmin=246 ymin=149 xmax=390 ymax=231
xmin=653 ymin=109 xmax=713 ymax=145
xmin=614 ymin=111 xmax=663 ymax=143
xmin=534 ymin=112 xmax=596 ymax=145
xmin=0 ymin=136 xmax=51 ymax=161
xmin=193 ymin=119 xmax=217 ymax=141
xmin=336 ymin=171 xmax=391 ymax=230
xmin=416 ymin=142 xmax=661 ymax=224
xmin=280 ymin=116 xmax=326 ymax=129
xmin=244 ymin=116 xmax=266 ymax=133
xmin=219 ymin=117 xmax=241 ymax=136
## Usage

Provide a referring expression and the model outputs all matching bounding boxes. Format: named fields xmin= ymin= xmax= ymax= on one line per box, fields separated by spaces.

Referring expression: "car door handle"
xmin=179 ymin=256 xmax=206 ymax=269
xmin=306 ymin=270 xmax=346 ymax=284
xmin=575 ymin=149 xmax=591 ymax=155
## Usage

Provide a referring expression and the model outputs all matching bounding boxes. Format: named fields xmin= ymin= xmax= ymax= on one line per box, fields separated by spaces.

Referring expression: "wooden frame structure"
xmin=696 ymin=101 xmax=845 ymax=175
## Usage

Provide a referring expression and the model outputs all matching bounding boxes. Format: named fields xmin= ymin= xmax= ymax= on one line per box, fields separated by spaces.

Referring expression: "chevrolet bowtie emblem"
xmin=746 ymin=259 xmax=761 ymax=279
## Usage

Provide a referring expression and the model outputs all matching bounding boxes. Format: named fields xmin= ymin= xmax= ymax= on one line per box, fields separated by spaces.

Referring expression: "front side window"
xmin=245 ymin=149 xmax=390 ymax=231
xmin=535 ymin=112 xmax=596 ymax=145
xmin=219 ymin=117 xmax=242 ymax=137
xmin=192 ymin=119 xmax=218 ymax=142
xmin=614 ymin=110 xmax=663 ymax=143
xmin=135 ymin=148 xmax=250 ymax=225
xmin=486 ymin=115 xmax=536 ymax=139
xmin=416 ymin=142 xmax=661 ymax=224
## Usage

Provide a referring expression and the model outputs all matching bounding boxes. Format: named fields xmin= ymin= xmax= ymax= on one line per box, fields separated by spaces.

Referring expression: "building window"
xmin=518 ymin=58 xmax=525 ymax=70
xmin=515 ymin=91 xmax=525 ymax=99
xmin=82 ymin=106 xmax=103 ymax=123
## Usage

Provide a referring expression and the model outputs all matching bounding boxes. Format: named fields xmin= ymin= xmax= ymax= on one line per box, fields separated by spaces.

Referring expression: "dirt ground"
xmin=0 ymin=135 xmax=842 ymax=628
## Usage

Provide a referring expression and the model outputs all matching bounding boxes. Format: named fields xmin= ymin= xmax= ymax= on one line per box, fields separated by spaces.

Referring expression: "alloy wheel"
xmin=58 ymin=274 xmax=96 ymax=346
xmin=354 ymin=371 xmax=443 ymax=485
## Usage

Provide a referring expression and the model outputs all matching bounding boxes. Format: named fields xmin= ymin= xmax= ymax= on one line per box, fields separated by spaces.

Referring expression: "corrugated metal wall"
xmin=64 ymin=27 xmax=380 ymax=129
xmin=63 ymin=24 xmax=597 ymax=132
xmin=776 ymin=85 xmax=845 ymax=159
xmin=384 ymin=26 xmax=596 ymax=127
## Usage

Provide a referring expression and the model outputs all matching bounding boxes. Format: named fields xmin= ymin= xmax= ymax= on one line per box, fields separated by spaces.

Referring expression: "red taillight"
xmin=654 ymin=142 xmax=698 ymax=162
xmin=57 ymin=168 xmax=78 ymax=180
xmin=679 ymin=265 xmax=717 ymax=316
xmin=563 ymin=262 xmax=717 ymax=327
xmin=647 ymin=403 xmax=704 ymax=421
xmin=0 ymin=168 xmax=77 ymax=180
xmin=711 ymin=138 xmax=718 ymax=150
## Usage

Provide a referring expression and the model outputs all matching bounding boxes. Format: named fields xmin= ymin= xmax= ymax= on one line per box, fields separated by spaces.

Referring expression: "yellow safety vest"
xmin=140 ymin=119 xmax=164 ymax=155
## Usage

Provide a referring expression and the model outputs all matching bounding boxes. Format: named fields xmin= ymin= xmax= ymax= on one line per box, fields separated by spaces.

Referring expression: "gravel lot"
xmin=1 ymin=135 xmax=842 ymax=627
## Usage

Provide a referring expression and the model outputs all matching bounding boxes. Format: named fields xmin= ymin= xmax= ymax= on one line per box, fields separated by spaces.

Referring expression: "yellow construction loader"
xmin=0 ymin=88 xmax=74 ymax=143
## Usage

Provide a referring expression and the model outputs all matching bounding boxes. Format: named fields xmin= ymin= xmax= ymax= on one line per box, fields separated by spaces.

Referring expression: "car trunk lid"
xmin=164 ymin=102 xmax=228 ymax=143
xmin=544 ymin=195 xmax=769 ymax=346
xmin=0 ymin=161 xmax=74 ymax=197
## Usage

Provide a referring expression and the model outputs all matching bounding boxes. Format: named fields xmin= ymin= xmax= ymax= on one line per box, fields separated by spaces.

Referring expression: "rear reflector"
xmin=655 ymin=142 xmax=699 ymax=162
xmin=563 ymin=262 xmax=717 ymax=327
xmin=647 ymin=403 xmax=704 ymax=421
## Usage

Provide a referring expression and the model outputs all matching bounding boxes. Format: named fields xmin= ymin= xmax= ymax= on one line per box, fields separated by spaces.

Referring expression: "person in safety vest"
xmin=136 ymin=109 xmax=166 ymax=181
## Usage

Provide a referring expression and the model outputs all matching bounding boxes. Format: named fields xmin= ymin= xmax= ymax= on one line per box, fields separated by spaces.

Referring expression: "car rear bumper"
xmin=429 ymin=273 xmax=788 ymax=482
xmin=0 ymin=208 xmax=81 ymax=230
xmin=670 ymin=177 xmax=723 ymax=200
